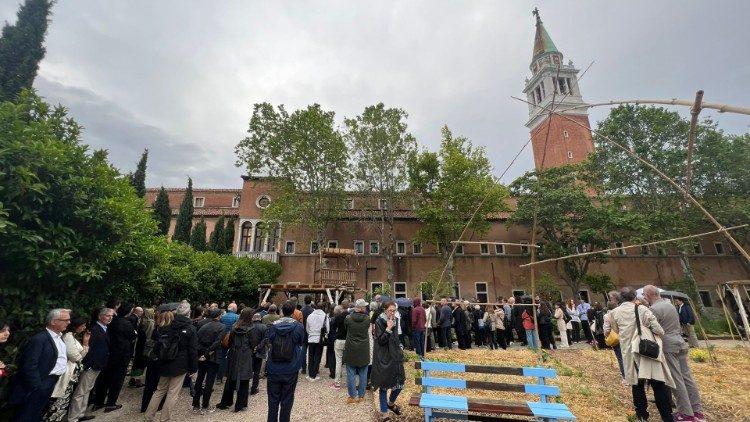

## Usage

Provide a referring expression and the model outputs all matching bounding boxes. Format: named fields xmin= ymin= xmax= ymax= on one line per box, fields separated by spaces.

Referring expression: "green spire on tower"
xmin=532 ymin=8 xmax=559 ymax=60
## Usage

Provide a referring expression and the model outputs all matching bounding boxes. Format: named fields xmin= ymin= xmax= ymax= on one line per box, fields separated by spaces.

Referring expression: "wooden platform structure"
xmin=258 ymin=247 xmax=359 ymax=305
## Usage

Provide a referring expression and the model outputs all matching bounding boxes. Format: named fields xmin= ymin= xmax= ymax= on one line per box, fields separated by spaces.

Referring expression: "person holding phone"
xmin=371 ymin=302 xmax=406 ymax=422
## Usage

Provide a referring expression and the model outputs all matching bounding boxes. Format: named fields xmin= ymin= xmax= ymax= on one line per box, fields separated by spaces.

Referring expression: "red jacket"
xmin=411 ymin=298 xmax=426 ymax=332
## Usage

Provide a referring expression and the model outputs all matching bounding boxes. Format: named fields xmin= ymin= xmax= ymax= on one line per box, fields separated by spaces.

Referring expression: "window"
xmin=396 ymin=241 xmax=406 ymax=255
xmin=371 ymin=282 xmax=383 ymax=294
xmin=232 ymin=196 xmax=240 ymax=207
xmin=641 ymin=245 xmax=650 ymax=255
xmin=453 ymin=284 xmax=460 ymax=300
xmin=520 ymin=240 xmax=529 ymax=255
xmin=476 ymin=282 xmax=488 ymax=303
xmin=394 ymin=282 xmax=407 ymax=299
xmin=567 ymin=151 xmax=573 ymax=159
xmin=480 ymin=243 xmax=489 ymax=255
xmin=495 ymin=244 xmax=505 ymax=254
xmin=578 ymin=290 xmax=590 ymax=303
xmin=412 ymin=242 xmax=422 ymax=254
xmin=194 ymin=197 xmax=205 ymax=208
xmin=285 ymin=241 xmax=295 ymax=254
xmin=310 ymin=241 xmax=319 ymax=254
xmin=693 ymin=243 xmax=703 ymax=255
xmin=253 ymin=223 xmax=265 ymax=252
xmin=369 ymin=241 xmax=379 ymax=254
xmin=697 ymin=291 xmax=712 ymax=307
xmin=256 ymin=195 xmax=271 ymax=209
xmin=455 ymin=244 xmax=464 ymax=255
xmin=615 ymin=242 xmax=626 ymax=255
xmin=346 ymin=198 xmax=354 ymax=209
xmin=327 ymin=240 xmax=338 ymax=249
xmin=354 ymin=241 xmax=364 ymax=255
xmin=563 ymin=130 xmax=569 ymax=139
xmin=239 ymin=221 xmax=252 ymax=251
xmin=378 ymin=199 xmax=388 ymax=210
xmin=539 ymin=80 xmax=546 ymax=97
xmin=512 ymin=289 xmax=526 ymax=298
xmin=714 ymin=242 xmax=725 ymax=255
xmin=266 ymin=222 xmax=280 ymax=252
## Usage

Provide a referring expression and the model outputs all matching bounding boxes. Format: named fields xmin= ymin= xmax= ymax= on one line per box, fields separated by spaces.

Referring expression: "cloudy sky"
xmin=2 ymin=1 xmax=748 ymax=188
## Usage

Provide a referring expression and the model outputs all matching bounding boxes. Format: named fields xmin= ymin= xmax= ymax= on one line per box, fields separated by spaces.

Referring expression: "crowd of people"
xmin=0 ymin=288 xmax=713 ymax=422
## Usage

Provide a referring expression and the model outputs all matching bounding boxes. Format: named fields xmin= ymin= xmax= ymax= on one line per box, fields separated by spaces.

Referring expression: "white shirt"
xmin=96 ymin=321 xmax=108 ymax=332
xmin=46 ymin=328 xmax=68 ymax=376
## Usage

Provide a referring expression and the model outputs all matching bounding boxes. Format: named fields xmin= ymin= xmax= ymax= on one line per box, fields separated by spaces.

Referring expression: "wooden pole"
xmin=685 ymin=90 xmax=704 ymax=196
xmin=730 ymin=286 xmax=750 ymax=344
xmin=715 ymin=286 xmax=737 ymax=342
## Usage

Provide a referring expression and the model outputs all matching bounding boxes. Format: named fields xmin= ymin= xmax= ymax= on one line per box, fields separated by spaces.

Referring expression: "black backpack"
xmin=157 ymin=331 xmax=181 ymax=362
xmin=270 ymin=328 xmax=294 ymax=363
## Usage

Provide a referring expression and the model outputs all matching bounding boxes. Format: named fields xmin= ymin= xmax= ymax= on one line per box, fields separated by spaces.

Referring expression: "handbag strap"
xmin=634 ymin=303 xmax=643 ymax=337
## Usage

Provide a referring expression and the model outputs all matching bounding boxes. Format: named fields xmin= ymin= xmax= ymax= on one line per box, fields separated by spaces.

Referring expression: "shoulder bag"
xmin=604 ymin=313 xmax=619 ymax=347
xmin=634 ymin=304 xmax=659 ymax=359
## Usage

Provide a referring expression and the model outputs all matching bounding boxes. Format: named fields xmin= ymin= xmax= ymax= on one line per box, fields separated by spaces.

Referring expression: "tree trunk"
xmin=678 ymin=248 xmax=705 ymax=314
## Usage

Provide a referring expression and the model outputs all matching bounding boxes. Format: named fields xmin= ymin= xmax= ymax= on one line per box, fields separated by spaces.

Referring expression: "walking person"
xmin=191 ymin=307 xmax=224 ymax=415
xmin=265 ymin=301 xmax=305 ymax=422
xmin=305 ymin=303 xmax=328 ymax=381
xmin=68 ymin=308 xmax=113 ymax=422
xmin=217 ymin=308 xmax=256 ymax=412
xmin=330 ymin=300 xmax=350 ymax=389
xmin=643 ymin=285 xmax=706 ymax=422
xmin=608 ymin=287 xmax=674 ymax=422
xmin=343 ymin=299 xmax=370 ymax=403
xmin=411 ymin=298 xmax=426 ymax=358
xmin=554 ymin=302 xmax=570 ymax=348
xmin=43 ymin=317 xmax=90 ymax=421
xmin=371 ymin=301 xmax=406 ymax=422
xmin=144 ymin=301 xmax=198 ymax=422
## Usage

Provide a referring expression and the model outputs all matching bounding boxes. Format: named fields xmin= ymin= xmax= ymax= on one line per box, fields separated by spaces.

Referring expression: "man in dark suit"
xmin=92 ymin=304 xmax=137 ymax=413
xmin=67 ymin=307 xmax=113 ymax=422
xmin=10 ymin=308 xmax=71 ymax=422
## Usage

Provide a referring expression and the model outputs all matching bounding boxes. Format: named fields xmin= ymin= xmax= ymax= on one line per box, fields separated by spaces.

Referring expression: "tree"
xmin=345 ymin=103 xmax=417 ymax=287
xmin=584 ymin=273 xmax=615 ymax=303
xmin=509 ymin=164 xmax=645 ymax=298
xmin=0 ymin=0 xmax=53 ymax=101
xmin=128 ymin=149 xmax=148 ymax=197
xmin=152 ymin=186 xmax=172 ymax=236
xmin=190 ymin=217 xmax=207 ymax=251
xmin=224 ymin=218 xmax=236 ymax=253
xmin=235 ymin=103 xmax=348 ymax=248
xmin=408 ymin=126 xmax=508 ymax=294
xmin=208 ymin=215 xmax=227 ymax=254
xmin=172 ymin=177 xmax=194 ymax=243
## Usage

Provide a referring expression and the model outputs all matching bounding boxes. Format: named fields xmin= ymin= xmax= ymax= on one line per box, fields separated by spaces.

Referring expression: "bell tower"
xmin=523 ymin=9 xmax=594 ymax=169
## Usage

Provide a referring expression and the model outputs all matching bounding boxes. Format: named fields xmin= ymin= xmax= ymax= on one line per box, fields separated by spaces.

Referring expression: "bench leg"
xmin=424 ymin=407 xmax=433 ymax=422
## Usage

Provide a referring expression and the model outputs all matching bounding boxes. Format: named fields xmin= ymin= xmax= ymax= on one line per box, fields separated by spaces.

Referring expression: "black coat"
xmin=108 ymin=316 xmax=137 ymax=361
xmin=196 ymin=319 xmax=225 ymax=364
xmin=452 ymin=307 xmax=469 ymax=335
xmin=8 ymin=330 xmax=58 ymax=404
xmin=157 ymin=315 xmax=198 ymax=377
xmin=225 ymin=325 xmax=257 ymax=381
xmin=82 ymin=322 xmax=110 ymax=371
xmin=370 ymin=315 xmax=405 ymax=389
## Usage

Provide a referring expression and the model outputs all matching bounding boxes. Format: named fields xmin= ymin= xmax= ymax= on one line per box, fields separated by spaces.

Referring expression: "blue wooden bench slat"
xmin=420 ymin=361 xmax=466 ymax=372
xmin=420 ymin=394 xmax=469 ymax=411
xmin=522 ymin=367 xmax=558 ymax=378
xmin=527 ymin=401 xmax=577 ymax=420
xmin=420 ymin=377 xmax=468 ymax=389
xmin=523 ymin=384 xmax=560 ymax=396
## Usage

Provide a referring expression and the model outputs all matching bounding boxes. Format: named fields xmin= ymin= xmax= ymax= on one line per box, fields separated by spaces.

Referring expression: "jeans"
xmin=632 ymin=379 xmax=673 ymax=421
xmin=525 ymin=329 xmax=537 ymax=350
xmin=346 ymin=365 xmax=368 ymax=399
xmin=192 ymin=361 xmax=219 ymax=408
xmin=267 ymin=372 xmax=299 ymax=422
xmin=613 ymin=345 xmax=625 ymax=377
xmin=411 ymin=330 xmax=425 ymax=357
xmin=378 ymin=387 xmax=402 ymax=413
xmin=301 ymin=343 xmax=308 ymax=373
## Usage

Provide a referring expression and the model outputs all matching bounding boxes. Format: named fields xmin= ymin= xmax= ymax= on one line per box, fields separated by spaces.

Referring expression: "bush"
xmin=689 ymin=349 xmax=709 ymax=363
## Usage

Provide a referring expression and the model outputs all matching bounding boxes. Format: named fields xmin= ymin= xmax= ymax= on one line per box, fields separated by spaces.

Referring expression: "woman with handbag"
xmin=609 ymin=287 xmax=675 ymax=422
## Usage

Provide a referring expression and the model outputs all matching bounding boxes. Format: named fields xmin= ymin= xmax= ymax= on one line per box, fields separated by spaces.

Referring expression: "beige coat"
xmin=554 ymin=307 xmax=567 ymax=334
xmin=609 ymin=302 xmax=674 ymax=388
xmin=51 ymin=332 xmax=88 ymax=398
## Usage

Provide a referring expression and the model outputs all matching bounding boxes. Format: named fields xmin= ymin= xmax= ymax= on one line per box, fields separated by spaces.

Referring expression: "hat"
xmin=252 ymin=313 xmax=262 ymax=321
xmin=354 ymin=299 xmax=368 ymax=308
xmin=157 ymin=303 xmax=179 ymax=312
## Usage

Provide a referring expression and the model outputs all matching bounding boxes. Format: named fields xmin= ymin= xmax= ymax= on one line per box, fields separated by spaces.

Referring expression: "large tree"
xmin=189 ymin=217 xmax=207 ymax=251
xmin=152 ymin=186 xmax=172 ymax=236
xmin=409 ymin=126 xmax=508 ymax=293
xmin=172 ymin=177 xmax=194 ymax=243
xmin=235 ymin=103 xmax=348 ymax=248
xmin=224 ymin=218 xmax=236 ymax=253
xmin=509 ymin=164 xmax=645 ymax=297
xmin=345 ymin=103 xmax=417 ymax=286
xmin=208 ymin=215 xmax=227 ymax=254
xmin=0 ymin=0 xmax=53 ymax=101
xmin=128 ymin=149 xmax=148 ymax=198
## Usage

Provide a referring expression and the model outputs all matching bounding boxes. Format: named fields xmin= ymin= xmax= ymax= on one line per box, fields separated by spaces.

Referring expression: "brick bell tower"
xmin=523 ymin=8 xmax=594 ymax=169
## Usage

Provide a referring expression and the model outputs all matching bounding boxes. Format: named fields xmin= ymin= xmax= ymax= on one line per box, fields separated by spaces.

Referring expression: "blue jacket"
xmin=220 ymin=311 xmax=239 ymax=332
xmin=82 ymin=322 xmax=110 ymax=371
xmin=9 ymin=330 xmax=58 ymax=404
xmin=438 ymin=305 xmax=453 ymax=328
xmin=678 ymin=304 xmax=695 ymax=325
xmin=264 ymin=317 xmax=305 ymax=375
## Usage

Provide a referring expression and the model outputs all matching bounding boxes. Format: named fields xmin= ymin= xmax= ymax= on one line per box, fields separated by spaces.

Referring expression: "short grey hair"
xmin=333 ymin=305 xmax=342 ymax=315
xmin=98 ymin=307 xmax=114 ymax=317
xmin=46 ymin=308 xmax=71 ymax=324
xmin=620 ymin=287 xmax=637 ymax=302
xmin=176 ymin=300 xmax=191 ymax=317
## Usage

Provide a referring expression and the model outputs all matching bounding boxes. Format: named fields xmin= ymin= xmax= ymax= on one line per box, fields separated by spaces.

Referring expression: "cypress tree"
xmin=152 ymin=186 xmax=172 ymax=236
xmin=189 ymin=217 xmax=207 ymax=251
xmin=172 ymin=177 xmax=194 ymax=243
xmin=208 ymin=215 xmax=226 ymax=253
xmin=0 ymin=0 xmax=53 ymax=101
xmin=224 ymin=218 xmax=235 ymax=253
xmin=129 ymin=149 xmax=148 ymax=197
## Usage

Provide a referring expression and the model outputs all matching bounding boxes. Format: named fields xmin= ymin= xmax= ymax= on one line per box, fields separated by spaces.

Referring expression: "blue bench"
xmin=408 ymin=361 xmax=576 ymax=422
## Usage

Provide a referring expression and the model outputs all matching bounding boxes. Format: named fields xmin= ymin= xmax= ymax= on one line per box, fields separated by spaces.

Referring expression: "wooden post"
xmin=730 ymin=286 xmax=750 ymax=345
xmin=715 ymin=286 xmax=739 ymax=343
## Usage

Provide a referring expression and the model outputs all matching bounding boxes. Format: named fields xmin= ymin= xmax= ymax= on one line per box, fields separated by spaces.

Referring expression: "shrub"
xmin=689 ymin=349 xmax=709 ymax=363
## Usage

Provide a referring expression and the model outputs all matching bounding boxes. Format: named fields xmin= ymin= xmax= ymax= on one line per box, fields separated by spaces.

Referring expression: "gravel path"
xmin=92 ymin=349 xmax=379 ymax=422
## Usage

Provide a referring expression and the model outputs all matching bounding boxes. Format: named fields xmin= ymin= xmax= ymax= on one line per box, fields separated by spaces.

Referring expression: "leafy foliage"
xmin=128 ymin=148 xmax=148 ymax=198
xmin=172 ymin=177 xmax=193 ymax=243
xmin=189 ymin=217 xmax=207 ymax=251
xmin=224 ymin=218 xmax=235 ymax=252
xmin=583 ymin=273 xmax=615 ymax=303
xmin=0 ymin=0 xmax=52 ymax=102
xmin=208 ymin=215 xmax=227 ymax=254
xmin=151 ymin=186 xmax=172 ymax=236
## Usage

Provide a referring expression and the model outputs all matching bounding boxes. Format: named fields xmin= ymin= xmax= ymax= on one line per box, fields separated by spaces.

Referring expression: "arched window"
xmin=266 ymin=222 xmax=280 ymax=252
xmin=240 ymin=222 xmax=253 ymax=251
xmin=253 ymin=222 xmax=265 ymax=252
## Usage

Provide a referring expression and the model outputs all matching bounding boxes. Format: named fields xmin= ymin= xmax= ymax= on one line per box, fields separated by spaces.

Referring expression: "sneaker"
xmin=674 ymin=414 xmax=695 ymax=421
xmin=621 ymin=378 xmax=629 ymax=386
xmin=305 ymin=375 xmax=313 ymax=381
xmin=356 ymin=396 xmax=364 ymax=403
xmin=192 ymin=406 xmax=201 ymax=414
xmin=312 ymin=376 xmax=321 ymax=382
xmin=202 ymin=406 xmax=216 ymax=415
xmin=330 ymin=383 xmax=341 ymax=390
xmin=346 ymin=397 xmax=358 ymax=404
xmin=693 ymin=411 xmax=706 ymax=422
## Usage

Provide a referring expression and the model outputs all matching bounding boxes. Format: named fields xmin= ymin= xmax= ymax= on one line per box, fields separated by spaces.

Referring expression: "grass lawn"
xmin=382 ymin=345 xmax=750 ymax=421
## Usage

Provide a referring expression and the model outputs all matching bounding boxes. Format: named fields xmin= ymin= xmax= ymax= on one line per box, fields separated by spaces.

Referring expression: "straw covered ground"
xmin=379 ymin=345 xmax=750 ymax=422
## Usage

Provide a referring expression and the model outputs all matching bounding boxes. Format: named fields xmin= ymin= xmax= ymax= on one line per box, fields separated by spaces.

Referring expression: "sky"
xmin=2 ymin=1 xmax=749 ymax=189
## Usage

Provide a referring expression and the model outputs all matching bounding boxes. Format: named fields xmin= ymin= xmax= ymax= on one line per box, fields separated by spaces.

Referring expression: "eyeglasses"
xmin=56 ymin=319 xmax=71 ymax=322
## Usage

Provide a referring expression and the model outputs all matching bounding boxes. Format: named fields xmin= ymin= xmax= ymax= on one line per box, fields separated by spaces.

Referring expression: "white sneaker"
xmin=192 ymin=406 xmax=200 ymax=414
xmin=305 ymin=375 xmax=313 ymax=381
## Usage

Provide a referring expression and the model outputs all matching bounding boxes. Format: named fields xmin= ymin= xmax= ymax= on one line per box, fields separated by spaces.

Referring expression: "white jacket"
xmin=306 ymin=309 xmax=329 ymax=344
